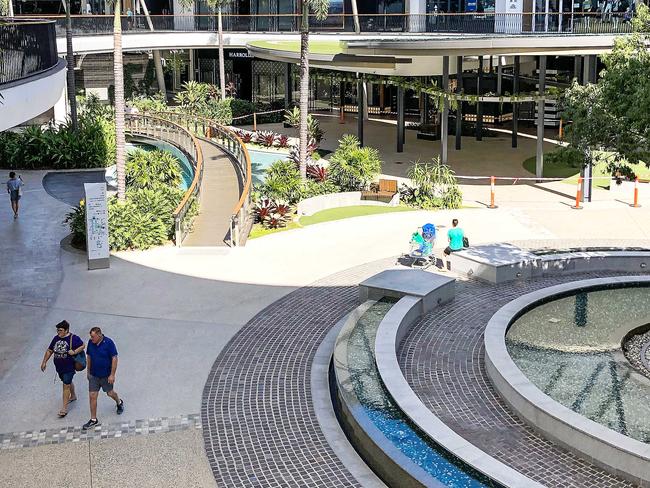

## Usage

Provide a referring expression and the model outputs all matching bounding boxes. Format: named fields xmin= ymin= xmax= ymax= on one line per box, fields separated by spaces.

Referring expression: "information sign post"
xmin=84 ymin=183 xmax=110 ymax=270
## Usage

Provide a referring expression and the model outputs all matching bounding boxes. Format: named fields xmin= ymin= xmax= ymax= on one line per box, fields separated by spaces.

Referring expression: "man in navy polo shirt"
xmin=83 ymin=327 xmax=124 ymax=430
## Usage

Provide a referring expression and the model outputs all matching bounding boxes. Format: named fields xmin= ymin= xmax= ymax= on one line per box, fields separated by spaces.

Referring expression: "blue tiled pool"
xmin=340 ymin=299 xmax=498 ymax=487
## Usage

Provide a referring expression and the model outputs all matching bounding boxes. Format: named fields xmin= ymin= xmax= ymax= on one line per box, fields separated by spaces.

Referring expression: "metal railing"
xmin=124 ymin=113 xmax=204 ymax=246
xmin=0 ymin=18 xmax=58 ymax=85
xmin=150 ymin=111 xmax=252 ymax=247
xmin=33 ymin=12 xmax=639 ymax=37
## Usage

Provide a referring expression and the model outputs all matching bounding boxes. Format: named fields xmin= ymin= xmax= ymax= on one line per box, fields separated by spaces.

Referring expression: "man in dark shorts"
xmin=41 ymin=320 xmax=85 ymax=417
xmin=6 ymin=172 xmax=24 ymax=219
xmin=83 ymin=327 xmax=124 ymax=430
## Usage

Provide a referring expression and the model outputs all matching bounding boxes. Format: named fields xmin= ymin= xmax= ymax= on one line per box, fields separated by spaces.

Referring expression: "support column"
xmin=188 ymin=49 xmax=195 ymax=81
xmin=512 ymin=55 xmax=520 ymax=148
xmin=477 ymin=57 xmax=483 ymax=141
xmin=455 ymin=56 xmax=463 ymax=151
xmin=441 ymin=56 xmax=449 ymax=165
xmin=573 ymin=55 xmax=582 ymax=84
xmin=362 ymin=79 xmax=369 ymax=120
xmin=285 ymin=63 xmax=292 ymax=109
xmin=497 ymin=56 xmax=502 ymax=95
xmin=54 ymin=85 xmax=68 ymax=125
xmin=397 ymin=85 xmax=405 ymax=153
xmin=536 ymin=55 xmax=546 ymax=180
xmin=357 ymin=75 xmax=364 ymax=146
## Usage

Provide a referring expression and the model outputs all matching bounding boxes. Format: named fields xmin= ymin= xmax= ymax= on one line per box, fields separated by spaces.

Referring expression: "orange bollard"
xmin=630 ymin=177 xmax=642 ymax=208
xmin=488 ymin=176 xmax=498 ymax=209
xmin=572 ymin=176 xmax=583 ymax=209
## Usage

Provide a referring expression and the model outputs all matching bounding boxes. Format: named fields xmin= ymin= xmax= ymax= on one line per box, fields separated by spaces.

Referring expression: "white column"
xmin=53 ymin=84 xmax=68 ymax=125
xmin=407 ymin=0 xmax=427 ymax=33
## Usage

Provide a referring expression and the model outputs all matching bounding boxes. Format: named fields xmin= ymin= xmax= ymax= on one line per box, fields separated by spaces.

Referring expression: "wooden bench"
xmin=362 ymin=179 xmax=398 ymax=202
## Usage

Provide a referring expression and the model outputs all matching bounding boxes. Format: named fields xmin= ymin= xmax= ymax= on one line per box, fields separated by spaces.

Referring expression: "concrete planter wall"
xmin=297 ymin=191 xmax=400 ymax=217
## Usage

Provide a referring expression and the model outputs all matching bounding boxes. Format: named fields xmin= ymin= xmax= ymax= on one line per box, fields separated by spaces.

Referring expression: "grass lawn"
xmin=248 ymin=40 xmax=344 ymax=55
xmin=523 ymin=155 xmax=650 ymax=189
xmin=248 ymin=205 xmax=415 ymax=239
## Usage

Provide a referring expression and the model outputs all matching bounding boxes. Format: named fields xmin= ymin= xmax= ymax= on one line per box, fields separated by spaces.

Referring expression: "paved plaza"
xmin=1 ymin=139 xmax=650 ymax=486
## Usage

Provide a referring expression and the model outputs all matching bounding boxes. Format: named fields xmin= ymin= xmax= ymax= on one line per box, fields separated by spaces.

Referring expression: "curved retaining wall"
xmin=484 ymin=276 xmax=650 ymax=487
xmin=297 ymin=191 xmax=399 ymax=217
xmin=374 ymin=296 xmax=544 ymax=488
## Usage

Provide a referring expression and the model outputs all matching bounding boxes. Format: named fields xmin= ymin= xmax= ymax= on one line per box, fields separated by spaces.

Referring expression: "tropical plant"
xmin=130 ymin=93 xmax=168 ymax=113
xmin=306 ymin=164 xmax=327 ymax=182
xmin=174 ymin=81 xmax=214 ymax=110
xmin=260 ymin=159 xmax=303 ymax=204
xmin=328 ymin=135 xmax=381 ymax=190
xmin=256 ymin=130 xmax=276 ymax=147
xmin=125 ymin=149 xmax=182 ymax=189
xmin=254 ymin=198 xmax=275 ymax=222
xmin=237 ymin=130 xmax=254 ymax=143
xmin=400 ymin=158 xmax=462 ymax=209
xmin=298 ymin=0 xmax=331 ymax=179
xmin=284 ymin=107 xmax=301 ymax=127
xmin=276 ymin=134 xmax=290 ymax=148
xmin=253 ymin=198 xmax=293 ymax=230
xmin=307 ymin=116 xmax=324 ymax=143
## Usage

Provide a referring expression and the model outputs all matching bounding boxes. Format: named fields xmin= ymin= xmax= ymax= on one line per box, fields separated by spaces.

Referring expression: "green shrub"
xmin=229 ymin=98 xmax=255 ymax=118
xmin=260 ymin=159 xmax=303 ymax=204
xmin=328 ymin=135 xmax=382 ymax=191
xmin=126 ymin=149 xmax=181 ymax=189
xmin=400 ymin=158 xmax=463 ymax=210
xmin=301 ymin=179 xmax=340 ymax=199
xmin=130 ymin=94 xmax=168 ymax=113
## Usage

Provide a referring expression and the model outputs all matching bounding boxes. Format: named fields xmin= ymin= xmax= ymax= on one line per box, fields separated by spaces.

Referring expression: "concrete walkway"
xmin=183 ymin=139 xmax=241 ymax=247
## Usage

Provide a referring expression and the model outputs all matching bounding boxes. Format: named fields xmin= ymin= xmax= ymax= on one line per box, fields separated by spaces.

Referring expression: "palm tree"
xmin=299 ymin=0 xmax=330 ymax=179
xmin=65 ymin=0 xmax=78 ymax=130
xmin=208 ymin=0 xmax=230 ymax=101
xmin=113 ymin=0 xmax=126 ymax=200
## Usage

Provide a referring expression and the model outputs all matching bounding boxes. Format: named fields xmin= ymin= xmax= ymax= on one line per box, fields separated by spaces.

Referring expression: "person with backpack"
xmin=41 ymin=320 xmax=85 ymax=418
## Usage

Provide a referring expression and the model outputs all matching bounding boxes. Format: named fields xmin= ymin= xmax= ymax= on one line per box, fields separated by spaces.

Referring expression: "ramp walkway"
xmin=183 ymin=139 xmax=241 ymax=247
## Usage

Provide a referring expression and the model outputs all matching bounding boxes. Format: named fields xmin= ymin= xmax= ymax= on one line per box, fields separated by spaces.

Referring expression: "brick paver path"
xmin=201 ymin=259 xmax=394 ymax=487
xmin=399 ymin=272 xmax=641 ymax=488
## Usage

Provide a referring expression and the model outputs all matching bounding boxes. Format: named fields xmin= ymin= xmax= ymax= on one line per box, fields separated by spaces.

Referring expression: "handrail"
xmin=124 ymin=113 xmax=204 ymax=246
xmin=149 ymin=110 xmax=252 ymax=247
xmin=27 ymin=11 xmax=638 ymax=36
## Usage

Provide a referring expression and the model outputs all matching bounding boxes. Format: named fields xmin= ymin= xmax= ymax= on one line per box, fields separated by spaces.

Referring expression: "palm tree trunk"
xmin=8 ymin=0 xmax=14 ymax=17
xmin=298 ymin=5 xmax=310 ymax=179
xmin=218 ymin=7 xmax=226 ymax=101
xmin=139 ymin=0 xmax=166 ymax=96
xmin=114 ymin=0 xmax=126 ymax=201
xmin=65 ymin=0 xmax=78 ymax=130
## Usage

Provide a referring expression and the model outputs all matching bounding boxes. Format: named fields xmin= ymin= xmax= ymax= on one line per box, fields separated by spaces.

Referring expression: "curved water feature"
xmin=333 ymin=299 xmax=501 ymax=488
xmin=506 ymin=283 xmax=650 ymax=443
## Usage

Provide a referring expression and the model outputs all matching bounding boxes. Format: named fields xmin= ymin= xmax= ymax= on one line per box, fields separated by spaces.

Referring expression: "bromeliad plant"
xmin=275 ymin=134 xmax=290 ymax=148
xmin=307 ymin=164 xmax=327 ymax=182
xmin=253 ymin=198 xmax=293 ymax=229
xmin=255 ymin=130 xmax=277 ymax=147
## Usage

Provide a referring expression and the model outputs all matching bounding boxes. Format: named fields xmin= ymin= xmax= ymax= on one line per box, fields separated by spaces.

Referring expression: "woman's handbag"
xmin=463 ymin=236 xmax=469 ymax=248
xmin=69 ymin=334 xmax=87 ymax=372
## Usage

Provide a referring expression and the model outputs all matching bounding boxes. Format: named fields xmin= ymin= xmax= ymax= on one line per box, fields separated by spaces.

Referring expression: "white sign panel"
xmin=84 ymin=183 xmax=110 ymax=270
xmin=496 ymin=0 xmax=523 ymax=33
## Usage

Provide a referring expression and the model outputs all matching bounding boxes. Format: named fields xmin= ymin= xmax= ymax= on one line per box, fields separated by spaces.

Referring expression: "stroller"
xmin=400 ymin=223 xmax=436 ymax=269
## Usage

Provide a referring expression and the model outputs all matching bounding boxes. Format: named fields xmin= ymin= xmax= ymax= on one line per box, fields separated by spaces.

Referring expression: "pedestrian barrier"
xmin=571 ymin=176 xmax=583 ymax=209
xmin=488 ymin=175 xmax=498 ymax=209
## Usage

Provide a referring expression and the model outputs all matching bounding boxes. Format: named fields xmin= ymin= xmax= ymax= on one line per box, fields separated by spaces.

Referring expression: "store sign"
xmin=466 ymin=0 xmax=478 ymax=11
xmin=84 ymin=183 xmax=110 ymax=270
xmin=228 ymin=51 xmax=253 ymax=59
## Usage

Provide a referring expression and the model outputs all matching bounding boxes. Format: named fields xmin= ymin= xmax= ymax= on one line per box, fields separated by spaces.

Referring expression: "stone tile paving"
xmin=399 ymin=272 xmax=643 ymax=488
xmin=202 ymin=258 xmax=395 ymax=488
xmin=0 ymin=414 xmax=201 ymax=450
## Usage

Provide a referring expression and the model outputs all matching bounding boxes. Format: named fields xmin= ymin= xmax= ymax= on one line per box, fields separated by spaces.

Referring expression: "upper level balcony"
xmin=35 ymin=11 xmax=635 ymax=37
xmin=0 ymin=18 xmax=66 ymax=131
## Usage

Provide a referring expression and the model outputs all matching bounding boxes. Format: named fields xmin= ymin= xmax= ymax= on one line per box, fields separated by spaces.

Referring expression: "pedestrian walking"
xmin=443 ymin=218 xmax=467 ymax=271
xmin=6 ymin=172 xmax=24 ymax=219
xmin=83 ymin=327 xmax=124 ymax=430
xmin=40 ymin=320 xmax=85 ymax=418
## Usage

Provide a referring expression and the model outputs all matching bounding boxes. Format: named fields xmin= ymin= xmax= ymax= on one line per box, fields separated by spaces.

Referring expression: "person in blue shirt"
xmin=83 ymin=327 xmax=124 ymax=430
xmin=443 ymin=218 xmax=466 ymax=271
xmin=40 ymin=320 xmax=85 ymax=418
xmin=6 ymin=172 xmax=24 ymax=219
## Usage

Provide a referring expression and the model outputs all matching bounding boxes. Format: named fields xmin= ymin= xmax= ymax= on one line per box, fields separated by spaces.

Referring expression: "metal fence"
xmin=37 ymin=12 xmax=636 ymax=37
xmin=0 ymin=18 xmax=58 ymax=85
xmin=151 ymin=111 xmax=252 ymax=247
xmin=124 ymin=113 xmax=204 ymax=246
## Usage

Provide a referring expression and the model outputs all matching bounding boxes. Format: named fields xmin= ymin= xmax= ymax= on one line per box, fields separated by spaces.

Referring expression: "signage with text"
xmin=84 ymin=183 xmax=110 ymax=270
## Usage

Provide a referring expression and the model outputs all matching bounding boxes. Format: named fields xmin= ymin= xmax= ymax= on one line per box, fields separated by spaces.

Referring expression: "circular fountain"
xmin=485 ymin=277 xmax=650 ymax=486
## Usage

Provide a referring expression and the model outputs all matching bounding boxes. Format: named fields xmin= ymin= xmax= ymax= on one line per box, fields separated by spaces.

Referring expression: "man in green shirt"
xmin=443 ymin=219 xmax=465 ymax=271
